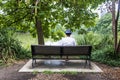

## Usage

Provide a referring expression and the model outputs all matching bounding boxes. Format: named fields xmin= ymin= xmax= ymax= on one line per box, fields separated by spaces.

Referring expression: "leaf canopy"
xmin=0 ymin=0 xmax=106 ymax=39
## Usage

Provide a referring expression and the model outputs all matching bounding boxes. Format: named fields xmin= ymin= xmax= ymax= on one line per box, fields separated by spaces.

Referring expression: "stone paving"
xmin=19 ymin=59 xmax=103 ymax=73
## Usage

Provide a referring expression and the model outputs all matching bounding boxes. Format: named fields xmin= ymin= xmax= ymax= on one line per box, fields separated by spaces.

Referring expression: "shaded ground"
xmin=0 ymin=60 xmax=120 ymax=80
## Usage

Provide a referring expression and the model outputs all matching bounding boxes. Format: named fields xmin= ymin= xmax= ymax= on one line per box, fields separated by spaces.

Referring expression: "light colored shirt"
xmin=45 ymin=37 xmax=76 ymax=46
xmin=57 ymin=37 xmax=76 ymax=46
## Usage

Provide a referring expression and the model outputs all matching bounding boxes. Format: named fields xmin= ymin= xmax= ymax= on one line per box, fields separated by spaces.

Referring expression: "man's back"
xmin=60 ymin=37 xmax=76 ymax=46
xmin=57 ymin=36 xmax=76 ymax=46
xmin=45 ymin=29 xmax=76 ymax=46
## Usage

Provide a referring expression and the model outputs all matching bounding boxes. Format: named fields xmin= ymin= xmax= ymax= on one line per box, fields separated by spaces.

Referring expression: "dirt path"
xmin=0 ymin=60 xmax=120 ymax=80
xmin=0 ymin=60 xmax=35 ymax=80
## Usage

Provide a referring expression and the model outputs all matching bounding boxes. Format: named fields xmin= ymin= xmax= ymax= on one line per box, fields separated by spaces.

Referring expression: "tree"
xmin=94 ymin=13 xmax=112 ymax=33
xmin=111 ymin=0 xmax=120 ymax=53
xmin=0 ymin=0 xmax=106 ymax=44
xmin=97 ymin=0 xmax=120 ymax=53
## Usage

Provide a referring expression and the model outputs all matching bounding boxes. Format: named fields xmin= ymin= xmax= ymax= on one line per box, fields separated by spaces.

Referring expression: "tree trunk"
xmin=115 ymin=0 xmax=120 ymax=54
xmin=35 ymin=16 xmax=44 ymax=45
xmin=112 ymin=0 xmax=117 ymax=51
xmin=33 ymin=0 xmax=44 ymax=45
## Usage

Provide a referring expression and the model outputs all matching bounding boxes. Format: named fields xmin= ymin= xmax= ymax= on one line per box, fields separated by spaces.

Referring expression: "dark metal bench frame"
xmin=31 ymin=45 xmax=92 ymax=68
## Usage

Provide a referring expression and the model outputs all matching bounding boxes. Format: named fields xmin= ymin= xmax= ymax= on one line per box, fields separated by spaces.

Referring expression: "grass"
xmin=14 ymin=33 xmax=56 ymax=50
xmin=59 ymin=71 xmax=78 ymax=75
xmin=43 ymin=70 xmax=54 ymax=74
xmin=14 ymin=33 xmax=38 ymax=50
xmin=32 ymin=70 xmax=39 ymax=75
xmin=42 ymin=70 xmax=78 ymax=75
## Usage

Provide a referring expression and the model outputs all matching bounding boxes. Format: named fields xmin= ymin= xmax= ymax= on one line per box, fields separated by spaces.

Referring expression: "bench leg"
xmin=32 ymin=59 xmax=34 ymax=68
xmin=88 ymin=56 xmax=91 ymax=69
xmin=84 ymin=56 xmax=91 ymax=68
xmin=65 ymin=56 xmax=69 ymax=61
xmin=32 ymin=59 xmax=36 ymax=68
xmin=88 ymin=60 xmax=91 ymax=69
xmin=84 ymin=59 xmax=88 ymax=68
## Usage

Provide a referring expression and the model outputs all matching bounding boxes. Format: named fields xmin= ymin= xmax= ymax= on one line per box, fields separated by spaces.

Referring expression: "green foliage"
xmin=43 ymin=70 xmax=54 ymax=74
xmin=75 ymin=31 xmax=120 ymax=66
xmin=59 ymin=71 xmax=78 ymax=75
xmin=51 ymin=25 xmax=65 ymax=40
xmin=0 ymin=29 xmax=30 ymax=63
xmin=0 ymin=0 xmax=106 ymax=41
xmin=32 ymin=70 xmax=39 ymax=75
xmin=92 ymin=50 xmax=120 ymax=66
xmin=42 ymin=70 xmax=78 ymax=75
xmin=91 ymin=12 xmax=120 ymax=66
xmin=76 ymin=31 xmax=113 ymax=50
xmin=92 ymin=13 xmax=113 ymax=34
xmin=75 ymin=11 xmax=120 ymax=66
xmin=14 ymin=33 xmax=38 ymax=49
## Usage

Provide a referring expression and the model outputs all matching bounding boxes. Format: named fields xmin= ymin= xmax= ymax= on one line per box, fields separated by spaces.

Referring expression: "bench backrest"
xmin=31 ymin=45 xmax=61 ymax=55
xmin=62 ymin=46 xmax=92 ymax=55
xmin=31 ymin=45 xmax=92 ymax=55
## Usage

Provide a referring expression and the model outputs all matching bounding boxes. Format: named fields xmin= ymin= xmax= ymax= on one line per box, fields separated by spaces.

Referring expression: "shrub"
xmin=0 ymin=29 xmax=30 ymax=63
xmin=75 ymin=32 xmax=113 ymax=50
xmin=75 ymin=32 xmax=120 ymax=66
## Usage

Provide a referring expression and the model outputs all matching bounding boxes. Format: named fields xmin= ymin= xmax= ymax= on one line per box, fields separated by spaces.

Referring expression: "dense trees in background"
xmin=93 ymin=0 xmax=120 ymax=53
xmin=76 ymin=12 xmax=120 ymax=66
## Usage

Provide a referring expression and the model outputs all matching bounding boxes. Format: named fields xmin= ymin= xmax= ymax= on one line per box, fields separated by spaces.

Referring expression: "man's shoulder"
xmin=62 ymin=37 xmax=75 ymax=40
xmin=70 ymin=37 xmax=75 ymax=40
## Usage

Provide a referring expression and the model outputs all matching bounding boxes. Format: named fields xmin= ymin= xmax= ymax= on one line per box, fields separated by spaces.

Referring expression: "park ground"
xmin=0 ymin=60 xmax=120 ymax=80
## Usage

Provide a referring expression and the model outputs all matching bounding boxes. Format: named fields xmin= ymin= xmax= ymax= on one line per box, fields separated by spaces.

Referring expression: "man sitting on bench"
xmin=55 ymin=29 xmax=76 ymax=60
xmin=57 ymin=29 xmax=76 ymax=46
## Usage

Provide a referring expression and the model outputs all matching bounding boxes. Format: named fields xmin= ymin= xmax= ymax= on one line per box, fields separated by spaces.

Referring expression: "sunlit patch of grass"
xmin=43 ymin=70 xmax=54 ymax=74
xmin=14 ymin=33 xmax=38 ymax=50
xmin=14 ymin=33 xmax=54 ymax=50
xmin=32 ymin=70 xmax=39 ymax=75
xmin=59 ymin=71 xmax=78 ymax=75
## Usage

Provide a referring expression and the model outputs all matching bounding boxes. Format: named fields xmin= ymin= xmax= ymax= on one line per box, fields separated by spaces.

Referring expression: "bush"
xmin=75 ymin=32 xmax=113 ymax=50
xmin=75 ymin=32 xmax=120 ymax=66
xmin=0 ymin=29 xmax=30 ymax=63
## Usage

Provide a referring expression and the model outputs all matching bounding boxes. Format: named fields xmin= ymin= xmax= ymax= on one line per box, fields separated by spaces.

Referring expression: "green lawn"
xmin=14 ymin=33 xmax=54 ymax=50
xmin=14 ymin=33 xmax=38 ymax=50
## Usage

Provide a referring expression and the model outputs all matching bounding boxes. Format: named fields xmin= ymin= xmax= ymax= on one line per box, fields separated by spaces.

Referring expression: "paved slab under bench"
xmin=19 ymin=59 xmax=103 ymax=73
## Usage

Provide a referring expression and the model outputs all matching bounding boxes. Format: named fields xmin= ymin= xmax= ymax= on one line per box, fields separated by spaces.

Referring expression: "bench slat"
xmin=31 ymin=45 xmax=61 ymax=55
xmin=63 ymin=46 xmax=92 ymax=55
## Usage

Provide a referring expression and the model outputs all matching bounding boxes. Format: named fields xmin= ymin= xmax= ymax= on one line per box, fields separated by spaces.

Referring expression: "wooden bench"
xmin=31 ymin=45 xmax=92 ymax=68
